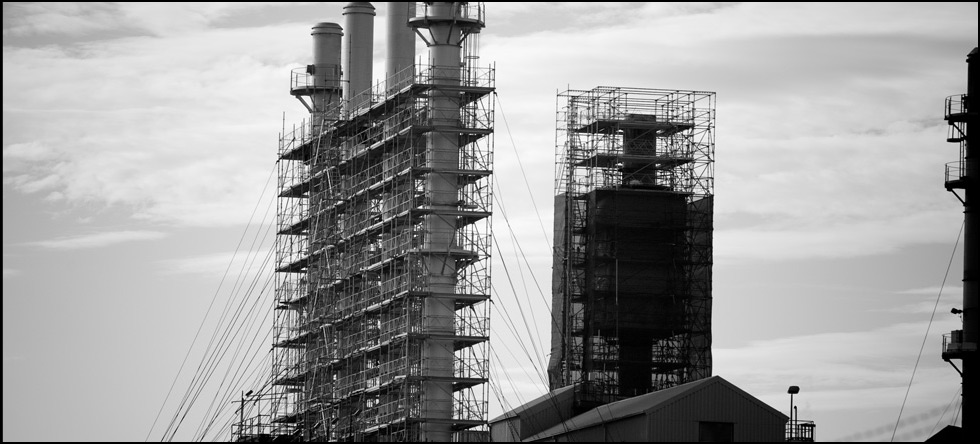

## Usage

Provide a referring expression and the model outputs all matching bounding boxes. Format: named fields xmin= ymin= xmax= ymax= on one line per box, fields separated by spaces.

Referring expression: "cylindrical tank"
xmin=343 ymin=2 xmax=376 ymax=111
xmin=386 ymin=2 xmax=416 ymax=86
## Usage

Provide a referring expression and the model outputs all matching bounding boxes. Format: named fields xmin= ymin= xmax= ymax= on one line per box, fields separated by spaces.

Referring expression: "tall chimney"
xmin=962 ymin=46 xmax=978 ymax=440
xmin=343 ymin=2 xmax=376 ymax=112
xmin=386 ymin=2 xmax=416 ymax=86
xmin=941 ymin=47 xmax=979 ymax=441
xmin=409 ymin=3 xmax=485 ymax=441
xmin=308 ymin=22 xmax=343 ymax=130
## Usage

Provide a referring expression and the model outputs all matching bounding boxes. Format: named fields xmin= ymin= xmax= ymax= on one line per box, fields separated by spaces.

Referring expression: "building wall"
xmin=647 ymin=387 xmax=785 ymax=442
xmin=489 ymin=385 xmax=576 ymax=441
xmin=604 ymin=415 xmax=649 ymax=442
xmin=528 ymin=381 xmax=785 ymax=442
xmin=490 ymin=418 xmax=520 ymax=442
xmin=548 ymin=194 xmax=567 ymax=390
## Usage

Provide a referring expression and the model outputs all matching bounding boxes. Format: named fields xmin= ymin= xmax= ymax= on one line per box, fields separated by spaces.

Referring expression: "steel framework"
xmin=261 ymin=5 xmax=494 ymax=441
xmin=549 ymin=86 xmax=715 ymax=410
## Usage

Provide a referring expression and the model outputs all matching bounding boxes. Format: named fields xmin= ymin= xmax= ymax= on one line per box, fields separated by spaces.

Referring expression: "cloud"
xmin=3 ymin=21 xmax=293 ymax=226
xmin=3 ymin=268 xmax=21 ymax=279
xmin=31 ymin=230 xmax=167 ymax=250
xmin=158 ymin=248 xmax=274 ymax=279
xmin=1 ymin=3 xmax=287 ymax=39
xmin=870 ymin=286 xmax=965 ymax=315
xmin=897 ymin=286 xmax=964 ymax=296
xmin=715 ymin=318 xmax=963 ymax=441
xmin=715 ymin=208 xmax=961 ymax=262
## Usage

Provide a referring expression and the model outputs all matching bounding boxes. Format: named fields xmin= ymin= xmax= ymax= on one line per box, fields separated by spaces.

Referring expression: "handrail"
xmin=945 ymin=94 xmax=968 ymax=119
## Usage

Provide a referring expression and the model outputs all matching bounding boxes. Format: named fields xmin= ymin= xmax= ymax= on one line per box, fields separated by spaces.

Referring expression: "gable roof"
xmin=525 ymin=375 xmax=788 ymax=441
xmin=488 ymin=383 xmax=577 ymax=423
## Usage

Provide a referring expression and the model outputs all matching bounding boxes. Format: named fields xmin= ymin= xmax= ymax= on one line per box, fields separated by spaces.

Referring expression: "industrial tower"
xmin=941 ymin=47 xmax=978 ymax=440
xmin=548 ymin=87 xmax=715 ymax=410
xmin=241 ymin=3 xmax=495 ymax=441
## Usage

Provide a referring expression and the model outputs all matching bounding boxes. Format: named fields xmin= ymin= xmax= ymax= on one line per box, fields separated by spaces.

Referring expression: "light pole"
xmin=238 ymin=390 xmax=254 ymax=439
xmin=788 ymin=386 xmax=800 ymax=440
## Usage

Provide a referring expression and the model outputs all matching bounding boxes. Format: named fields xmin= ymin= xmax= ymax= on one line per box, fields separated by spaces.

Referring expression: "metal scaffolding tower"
xmin=548 ymin=86 xmax=715 ymax=411
xmin=242 ymin=3 xmax=494 ymax=441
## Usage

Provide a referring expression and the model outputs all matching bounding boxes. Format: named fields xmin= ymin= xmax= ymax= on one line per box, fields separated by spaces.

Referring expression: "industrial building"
xmin=235 ymin=2 xmax=495 ymax=441
xmin=549 ymin=87 xmax=715 ymax=409
xmin=936 ymin=46 xmax=978 ymax=442
xmin=489 ymin=86 xmax=795 ymax=443
xmin=490 ymin=376 xmax=788 ymax=442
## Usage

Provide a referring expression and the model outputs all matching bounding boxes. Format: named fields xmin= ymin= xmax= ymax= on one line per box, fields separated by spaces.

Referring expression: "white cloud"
xmin=158 ymin=248 xmax=274 ymax=279
xmin=2 ymin=3 xmax=288 ymax=38
xmin=3 ymin=268 xmax=21 ymax=279
xmin=3 ymin=22 xmax=295 ymax=226
xmin=31 ymin=230 xmax=167 ymax=250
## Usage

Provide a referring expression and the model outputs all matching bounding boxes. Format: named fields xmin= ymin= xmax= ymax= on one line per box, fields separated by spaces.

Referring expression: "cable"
xmin=494 ymin=92 xmax=552 ymax=251
xmin=891 ymin=220 xmax=964 ymax=442
xmin=146 ymin=163 xmax=276 ymax=442
xmin=930 ymin=387 xmax=962 ymax=436
xmin=162 ymin=195 xmax=277 ymax=441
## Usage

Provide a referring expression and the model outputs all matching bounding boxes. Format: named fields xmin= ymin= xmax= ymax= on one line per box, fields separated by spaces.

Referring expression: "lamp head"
xmin=788 ymin=386 xmax=800 ymax=394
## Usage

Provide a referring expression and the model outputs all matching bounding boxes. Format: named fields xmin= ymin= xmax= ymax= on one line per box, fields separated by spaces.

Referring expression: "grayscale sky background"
xmin=3 ymin=2 xmax=978 ymax=442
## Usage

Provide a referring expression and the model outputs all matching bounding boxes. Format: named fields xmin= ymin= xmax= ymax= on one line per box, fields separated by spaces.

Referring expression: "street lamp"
xmin=238 ymin=390 xmax=254 ymax=439
xmin=788 ymin=386 xmax=800 ymax=440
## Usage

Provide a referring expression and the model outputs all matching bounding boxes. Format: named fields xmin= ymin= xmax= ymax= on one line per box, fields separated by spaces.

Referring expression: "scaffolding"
xmin=263 ymin=6 xmax=493 ymax=441
xmin=549 ymin=86 xmax=715 ymax=410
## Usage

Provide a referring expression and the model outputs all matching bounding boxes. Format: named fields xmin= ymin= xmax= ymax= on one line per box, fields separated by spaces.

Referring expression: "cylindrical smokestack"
xmin=343 ymin=2 xmax=376 ymax=112
xmin=962 ymin=46 xmax=978 ymax=439
xmin=409 ymin=3 xmax=485 ymax=441
xmin=310 ymin=22 xmax=343 ymax=127
xmin=312 ymin=22 xmax=343 ymax=90
xmin=386 ymin=2 xmax=416 ymax=86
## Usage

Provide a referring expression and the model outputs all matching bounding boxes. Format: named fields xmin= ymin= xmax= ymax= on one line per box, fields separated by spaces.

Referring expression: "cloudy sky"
xmin=3 ymin=2 xmax=977 ymax=442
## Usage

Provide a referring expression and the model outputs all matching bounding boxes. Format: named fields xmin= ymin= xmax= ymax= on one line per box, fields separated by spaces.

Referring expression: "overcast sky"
xmin=3 ymin=2 xmax=978 ymax=442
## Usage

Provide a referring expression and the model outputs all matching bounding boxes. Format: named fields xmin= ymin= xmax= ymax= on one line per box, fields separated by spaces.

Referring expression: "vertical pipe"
xmin=423 ymin=3 xmax=460 ymax=440
xmin=386 ymin=2 xmax=416 ymax=86
xmin=409 ymin=2 xmax=473 ymax=441
xmin=963 ymin=46 xmax=978 ymax=439
xmin=343 ymin=2 xmax=376 ymax=112
xmin=311 ymin=22 xmax=344 ymax=129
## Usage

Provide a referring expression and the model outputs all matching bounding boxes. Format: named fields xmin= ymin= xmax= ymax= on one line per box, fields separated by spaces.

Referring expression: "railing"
xmin=946 ymin=161 xmax=966 ymax=185
xmin=233 ymin=414 xmax=279 ymax=441
xmin=943 ymin=330 xmax=964 ymax=354
xmin=290 ymin=64 xmax=342 ymax=93
xmin=412 ymin=2 xmax=485 ymax=26
xmin=786 ymin=420 xmax=816 ymax=442
xmin=945 ymin=94 xmax=968 ymax=119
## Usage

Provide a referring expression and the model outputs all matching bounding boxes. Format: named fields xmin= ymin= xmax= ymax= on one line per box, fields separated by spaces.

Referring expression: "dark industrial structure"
xmin=939 ymin=46 xmax=979 ymax=441
xmin=490 ymin=376 xmax=788 ymax=442
xmin=548 ymin=87 xmax=715 ymax=410
xmin=234 ymin=2 xmax=495 ymax=441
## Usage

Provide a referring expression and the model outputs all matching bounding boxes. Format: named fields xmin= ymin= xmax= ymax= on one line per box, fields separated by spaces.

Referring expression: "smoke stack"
xmin=307 ymin=22 xmax=343 ymax=128
xmin=386 ymin=2 xmax=416 ymax=85
xmin=312 ymin=23 xmax=343 ymax=89
xmin=343 ymin=2 xmax=376 ymax=111
xmin=408 ymin=3 xmax=486 ymax=441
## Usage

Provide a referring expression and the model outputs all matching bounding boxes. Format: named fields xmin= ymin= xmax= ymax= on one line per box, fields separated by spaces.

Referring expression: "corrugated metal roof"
xmin=488 ymin=383 xmax=577 ymax=423
xmin=525 ymin=375 xmax=787 ymax=441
